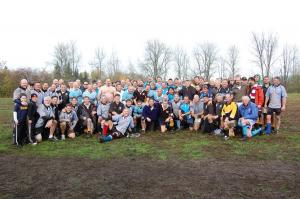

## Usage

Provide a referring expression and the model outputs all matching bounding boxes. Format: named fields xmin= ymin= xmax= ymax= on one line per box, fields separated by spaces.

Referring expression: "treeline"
xmin=0 ymin=65 xmax=145 ymax=97
xmin=1 ymin=31 xmax=300 ymax=97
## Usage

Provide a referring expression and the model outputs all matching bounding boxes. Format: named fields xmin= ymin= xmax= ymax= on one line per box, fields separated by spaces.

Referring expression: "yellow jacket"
xmin=221 ymin=101 xmax=237 ymax=119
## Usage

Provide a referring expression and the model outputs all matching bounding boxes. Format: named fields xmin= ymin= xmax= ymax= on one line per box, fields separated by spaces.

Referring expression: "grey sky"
xmin=1 ymin=0 xmax=299 ymax=78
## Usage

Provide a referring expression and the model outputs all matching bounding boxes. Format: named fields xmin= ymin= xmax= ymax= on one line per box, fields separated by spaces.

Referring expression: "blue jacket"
xmin=142 ymin=105 xmax=160 ymax=121
xmin=238 ymin=102 xmax=258 ymax=121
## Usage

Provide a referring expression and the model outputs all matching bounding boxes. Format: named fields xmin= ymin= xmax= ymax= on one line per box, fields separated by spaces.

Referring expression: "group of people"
xmin=12 ymin=74 xmax=287 ymax=146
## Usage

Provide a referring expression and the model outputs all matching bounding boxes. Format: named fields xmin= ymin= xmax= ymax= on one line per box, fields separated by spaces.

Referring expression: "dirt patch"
xmin=0 ymin=155 xmax=299 ymax=199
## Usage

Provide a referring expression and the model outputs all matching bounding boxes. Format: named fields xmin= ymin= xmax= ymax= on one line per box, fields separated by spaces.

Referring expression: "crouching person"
xmin=221 ymin=93 xmax=238 ymax=140
xmin=238 ymin=96 xmax=261 ymax=140
xmin=98 ymin=108 xmax=134 ymax=143
xmin=35 ymin=96 xmax=57 ymax=142
xmin=13 ymin=93 xmax=28 ymax=146
xmin=160 ymin=100 xmax=174 ymax=133
xmin=78 ymin=96 xmax=97 ymax=137
xmin=59 ymin=104 xmax=78 ymax=140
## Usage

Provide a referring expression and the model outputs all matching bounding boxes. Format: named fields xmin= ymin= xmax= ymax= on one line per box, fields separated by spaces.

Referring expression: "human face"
xmin=263 ymin=77 xmax=270 ymax=85
xmin=42 ymin=83 xmax=49 ymax=90
xmin=71 ymin=98 xmax=77 ymax=105
xmin=61 ymin=85 xmax=66 ymax=92
xmin=123 ymin=109 xmax=129 ymax=117
xmin=34 ymin=83 xmax=41 ymax=90
xmin=157 ymin=89 xmax=162 ymax=96
xmin=126 ymin=101 xmax=132 ymax=107
xmin=183 ymin=96 xmax=189 ymax=103
xmin=20 ymin=96 xmax=27 ymax=102
xmin=174 ymin=94 xmax=180 ymax=102
xmin=203 ymin=97 xmax=209 ymax=103
xmin=242 ymin=98 xmax=250 ymax=106
xmin=20 ymin=79 xmax=28 ymax=89
xmin=66 ymin=106 xmax=72 ymax=113
xmin=148 ymin=99 xmax=154 ymax=106
xmin=50 ymin=84 xmax=56 ymax=91
xmin=106 ymin=79 xmax=111 ymax=86
xmin=193 ymin=95 xmax=200 ymax=103
xmin=222 ymin=80 xmax=228 ymax=88
xmin=114 ymin=95 xmax=120 ymax=103
xmin=51 ymin=97 xmax=58 ymax=105
xmin=31 ymin=96 xmax=38 ymax=102
xmin=44 ymin=97 xmax=51 ymax=106
xmin=225 ymin=94 xmax=231 ymax=103
xmin=273 ymin=78 xmax=280 ymax=86
xmin=83 ymin=97 xmax=90 ymax=104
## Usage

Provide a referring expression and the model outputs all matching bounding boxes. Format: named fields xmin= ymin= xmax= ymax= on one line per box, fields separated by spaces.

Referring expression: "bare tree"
xmin=173 ymin=46 xmax=189 ymax=80
xmin=0 ymin=60 xmax=7 ymax=69
xmin=217 ymin=57 xmax=227 ymax=79
xmin=69 ymin=41 xmax=81 ymax=77
xmin=53 ymin=42 xmax=70 ymax=78
xmin=139 ymin=39 xmax=171 ymax=80
xmin=90 ymin=47 xmax=106 ymax=80
xmin=106 ymin=50 xmax=121 ymax=79
xmin=280 ymin=45 xmax=299 ymax=86
xmin=226 ymin=45 xmax=239 ymax=78
xmin=251 ymin=32 xmax=278 ymax=77
xmin=193 ymin=42 xmax=218 ymax=80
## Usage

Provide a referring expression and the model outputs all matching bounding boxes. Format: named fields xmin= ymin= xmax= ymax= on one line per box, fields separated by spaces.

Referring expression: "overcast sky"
xmin=1 ymin=0 xmax=300 ymax=77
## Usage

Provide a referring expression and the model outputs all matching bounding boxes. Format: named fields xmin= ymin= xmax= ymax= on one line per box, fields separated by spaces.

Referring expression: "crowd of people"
xmin=12 ymin=74 xmax=287 ymax=146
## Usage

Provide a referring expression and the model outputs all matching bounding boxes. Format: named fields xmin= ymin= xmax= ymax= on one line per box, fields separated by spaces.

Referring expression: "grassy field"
xmin=1 ymin=95 xmax=300 ymax=198
xmin=0 ymin=94 xmax=300 ymax=161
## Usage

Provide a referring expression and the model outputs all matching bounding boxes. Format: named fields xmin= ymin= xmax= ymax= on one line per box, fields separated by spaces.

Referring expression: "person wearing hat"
xmin=27 ymin=93 xmax=39 ymax=144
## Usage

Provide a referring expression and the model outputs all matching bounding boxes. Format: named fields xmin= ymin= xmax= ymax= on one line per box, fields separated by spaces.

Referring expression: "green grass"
xmin=0 ymin=95 xmax=300 ymax=161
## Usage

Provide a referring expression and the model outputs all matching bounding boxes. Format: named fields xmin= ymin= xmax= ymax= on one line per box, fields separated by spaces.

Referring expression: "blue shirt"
xmin=180 ymin=103 xmax=190 ymax=114
xmin=82 ymin=91 xmax=97 ymax=104
xmin=122 ymin=90 xmax=134 ymax=101
xmin=266 ymin=85 xmax=287 ymax=109
xmin=69 ymin=89 xmax=83 ymax=104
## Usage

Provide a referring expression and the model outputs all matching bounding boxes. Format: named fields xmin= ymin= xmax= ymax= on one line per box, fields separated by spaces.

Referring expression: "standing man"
xmin=264 ymin=77 xmax=287 ymax=134
xmin=13 ymin=79 xmax=31 ymax=102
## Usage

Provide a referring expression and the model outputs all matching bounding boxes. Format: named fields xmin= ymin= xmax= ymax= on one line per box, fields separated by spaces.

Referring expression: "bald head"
xmin=20 ymin=79 xmax=28 ymax=89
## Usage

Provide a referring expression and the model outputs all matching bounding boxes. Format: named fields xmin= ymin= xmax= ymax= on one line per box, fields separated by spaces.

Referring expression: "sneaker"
xmin=31 ymin=142 xmax=37 ymax=145
xmin=53 ymin=136 xmax=58 ymax=141
xmin=213 ymin=129 xmax=222 ymax=136
xmin=223 ymin=136 xmax=230 ymax=140
xmin=61 ymin=135 xmax=66 ymax=140
xmin=98 ymin=136 xmax=105 ymax=143
xmin=48 ymin=137 xmax=56 ymax=142
xmin=240 ymin=137 xmax=249 ymax=141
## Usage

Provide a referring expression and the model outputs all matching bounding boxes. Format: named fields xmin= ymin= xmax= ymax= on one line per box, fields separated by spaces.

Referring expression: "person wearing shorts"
xmin=264 ymin=77 xmax=287 ymax=134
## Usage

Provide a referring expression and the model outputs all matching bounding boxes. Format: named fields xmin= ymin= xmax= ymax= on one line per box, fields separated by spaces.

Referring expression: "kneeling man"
xmin=238 ymin=96 xmax=261 ymax=139
xmin=99 ymin=108 xmax=134 ymax=143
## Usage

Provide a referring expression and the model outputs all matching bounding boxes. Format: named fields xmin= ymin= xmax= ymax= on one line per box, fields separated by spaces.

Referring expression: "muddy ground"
xmin=0 ymin=155 xmax=299 ymax=199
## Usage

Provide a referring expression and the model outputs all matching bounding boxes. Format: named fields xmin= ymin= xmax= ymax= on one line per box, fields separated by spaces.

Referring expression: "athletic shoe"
xmin=53 ymin=136 xmax=58 ymax=141
xmin=61 ymin=135 xmax=66 ymax=140
xmin=223 ymin=136 xmax=230 ymax=140
xmin=31 ymin=142 xmax=37 ymax=145
xmin=48 ymin=137 xmax=56 ymax=142
xmin=98 ymin=136 xmax=105 ymax=143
